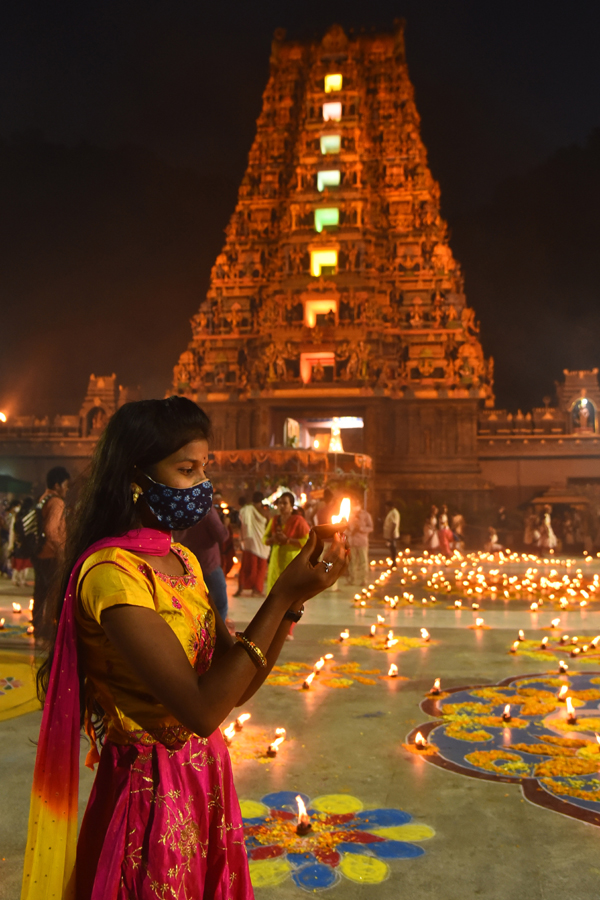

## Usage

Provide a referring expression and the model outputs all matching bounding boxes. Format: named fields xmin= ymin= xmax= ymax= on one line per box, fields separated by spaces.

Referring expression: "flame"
xmin=324 ymin=653 xmax=334 ymax=660
xmin=377 ymin=615 xmax=385 ymax=624
xmin=518 ymin=630 xmax=525 ymax=640
xmin=314 ymin=658 xmax=325 ymax=672
xmin=332 ymin=497 xmax=351 ymax=524
xmin=12 ymin=603 xmax=21 ymax=613
xmin=559 ymin=660 xmax=569 ymax=672
xmin=26 ymin=625 xmax=34 ymax=634
xmin=388 ymin=663 xmax=399 ymax=677
xmin=475 ymin=618 xmax=484 ymax=627
xmin=503 ymin=704 xmax=511 ymax=719
xmin=558 ymin=685 xmax=569 ymax=700
xmin=510 ymin=640 xmax=519 ymax=652
xmin=530 ymin=602 xmax=539 ymax=611
xmin=540 ymin=637 xmax=548 ymax=647
xmin=591 ymin=636 xmax=600 ymax=648
xmin=431 ymin=678 xmax=441 ymax=693
xmin=0 ymin=618 xmax=4 ymax=628
xmin=596 ymin=733 xmax=600 ymax=746
xmin=268 ymin=736 xmax=285 ymax=754
xmin=420 ymin=628 xmax=430 ymax=641
xmin=387 ymin=630 xmax=394 ymax=641
xmin=340 ymin=629 xmax=349 ymax=641
xmin=303 ymin=672 xmax=316 ymax=688
xmin=275 ymin=727 xmax=286 ymax=736
xmin=415 ymin=731 xmax=428 ymax=748
xmin=223 ymin=723 xmax=236 ymax=743
xmin=28 ymin=599 xmax=34 ymax=611
xmin=296 ymin=795 xmax=310 ymax=824
xmin=370 ymin=624 xmax=376 ymax=636
xmin=566 ymin=696 xmax=576 ymax=721
xmin=454 ymin=600 xmax=462 ymax=608
xmin=235 ymin=713 xmax=251 ymax=729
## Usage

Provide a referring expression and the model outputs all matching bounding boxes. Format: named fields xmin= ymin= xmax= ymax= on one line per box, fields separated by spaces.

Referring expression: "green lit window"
xmin=310 ymin=249 xmax=338 ymax=277
xmin=323 ymin=101 xmax=342 ymax=122
xmin=314 ymin=208 xmax=339 ymax=232
xmin=324 ymin=74 xmax=343 ymax=93
xmin=320 ymin=135 xmax=341 ymax=155
xmin=317 ymin=170 xmax=341 ymax=192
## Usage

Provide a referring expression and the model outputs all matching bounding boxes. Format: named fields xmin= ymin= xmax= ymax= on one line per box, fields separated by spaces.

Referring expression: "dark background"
xmin=1 ymin=0 xmax=599 ymax=416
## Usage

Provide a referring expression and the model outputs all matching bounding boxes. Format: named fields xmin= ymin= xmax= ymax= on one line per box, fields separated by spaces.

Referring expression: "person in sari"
xmin=22 ymin=397 xmax=347 ymax=900
xmin=263 ymin=492 xmax=310 ymax=595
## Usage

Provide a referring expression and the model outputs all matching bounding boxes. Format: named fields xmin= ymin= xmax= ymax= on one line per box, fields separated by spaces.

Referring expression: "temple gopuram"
xmin=1 ymin=22 xmax=600 ymax=526
xmin=171 ymin=22 xmax=494 ymax=508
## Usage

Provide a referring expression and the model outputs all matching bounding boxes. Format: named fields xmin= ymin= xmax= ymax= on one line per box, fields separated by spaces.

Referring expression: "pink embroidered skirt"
xmin=77 ymin=729 xmax=254 ymax=899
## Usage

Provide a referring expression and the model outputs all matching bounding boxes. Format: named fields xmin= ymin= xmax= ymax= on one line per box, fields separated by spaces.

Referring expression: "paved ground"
xmin=1 ymin=566 xmax=600 ymax=899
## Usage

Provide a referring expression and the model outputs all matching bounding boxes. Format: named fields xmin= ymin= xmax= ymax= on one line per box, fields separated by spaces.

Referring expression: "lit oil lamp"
xmin=429 ymin=678 xmax=441 ymax=695
xmin=295 ymin=795 xmax=312 ymax=836
xmin=234 ymin=713 xmax=251 ymax=731
xmin=0 ymin=618 xmax=4 ymax=629
xmin=420 ymin=628 xmax=430 ymax=642
xmin=370 ymin=624 xmax=376 ymax=637
xmin=530 ymin=602 xmax=539 ymax=611
xmin=558 ymin=685 xmax=569 ymax=701
xmin=510 ymin=640 xmax=519 ymax=653
xmin=385 ymin=630 xmax=398 ymax=649
xmin=566 ymin=696 xmax=577 ymax=724
xmin=559 ymin=660 xmax=569 ymax=673
xmin=324 ymin=653 xmax=334 ymax=661
xmin=471 ymin=602 xmax=480 ymax=610
xmin=222 ymin=723 xmax=236 ymax=746
xmin=26 ymin=625 xmax=34 ymax=635
xmin=388 ymin=663 xmax=399 ymax=678
xmin=28 ymin=599 xmax=34 ymax=612
xmin=591 ymin=636 xmax=600 ymax=648
xmin=267 ymin=735 xmax=285 ymax=757
xmin=12 ymin=603 xmax=22 ymax=614
xmin=581 ymin=644 xmax=589 ymax=653
xmin=339 ymin=629 xmax=349 ymax=642
xmin=377 ymin=615 xmax=385 ymax=625
xmin=454 ymin=600 xmax=462 ymax=609
xmin=502 ymin=704 xmax=511 ymax=722
xmin=331 ymin=497 xmax=351 ymax=527
xmin=302 ymin=672 xmax=316 ymax=690
xmin=313 ymin=657 xmax=325 ymax=673
xmin=414 ymin=731 xmax=429 ymax=750
xmin=360 ymin=600 xmax=366 ymax=607
xmin=571 ymin=636 xmax=579 ymax=645
xmin=518 ymin=630 xmax=525 ymax=641
xmin=570 ymin=647 xmax=581 ymax=658
xmin=540 ymin=637 xmax=548 ymax=648
xmin=475 ymin=618 xmax=484 ymax=628
xmin=559 ymin=635 xmax=569 ymax=644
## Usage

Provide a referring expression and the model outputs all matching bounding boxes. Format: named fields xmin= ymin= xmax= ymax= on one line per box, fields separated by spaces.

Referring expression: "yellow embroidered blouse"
xmin=76 ymin=543 xmax=215 ymax=744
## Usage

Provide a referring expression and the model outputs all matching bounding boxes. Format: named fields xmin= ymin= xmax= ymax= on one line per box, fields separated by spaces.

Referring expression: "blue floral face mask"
xmin=142 ymin=474 xmax=213 ymax=530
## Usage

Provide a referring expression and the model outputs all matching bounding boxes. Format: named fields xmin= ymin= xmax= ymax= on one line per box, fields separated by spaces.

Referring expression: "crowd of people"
xmin=422 ymin=504 xmax=466 ymax=556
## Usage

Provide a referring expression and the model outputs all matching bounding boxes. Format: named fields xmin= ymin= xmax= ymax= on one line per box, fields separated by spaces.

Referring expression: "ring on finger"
xmin=322 ymin=561 xmax=333 ymax=573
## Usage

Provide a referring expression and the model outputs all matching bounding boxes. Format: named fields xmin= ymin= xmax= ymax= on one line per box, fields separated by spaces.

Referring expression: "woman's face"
xmin=277 ymin=496 xmax=293 ymax=515
xmin=146 ymin=439 xmax=209 ymax=489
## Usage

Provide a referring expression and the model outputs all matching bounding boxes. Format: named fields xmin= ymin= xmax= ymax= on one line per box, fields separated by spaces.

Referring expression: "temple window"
xmin=314 ymin=208 xmax=339 ymax=232
xmin=303 ymin=297 xmax=338 ymax=327
xmin=322 ymin=101 xmax=342 ymax=122
xmin=320 ymin=134 xmax=341 ymax=155
xmin=300 ymin=351 xmax=336 ymax=383
xmin=310 ymin=249 xmax=337 ymax=278
xmin=317 ymin=170 xmax=341 ymax=191
xmin=324 ymin=73 xmax=343 ymax=92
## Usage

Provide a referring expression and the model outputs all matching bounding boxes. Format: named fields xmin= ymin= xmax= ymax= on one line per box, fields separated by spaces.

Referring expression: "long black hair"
xmin=36 ymin=396 xmax=212 ymax=712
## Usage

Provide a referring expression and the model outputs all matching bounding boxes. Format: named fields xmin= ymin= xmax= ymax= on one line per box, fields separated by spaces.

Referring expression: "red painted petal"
xmin=270 ymin=809 xmax=296 ymax=820
xmin=315 ymin=849 xmax=341 ymax=867
xmin=250 ymin=845 xmax=285 ymax=860
xmin=336 ymin=830 xmax=385 ymax=844
xmin=321 ymin=812 xmax=355 ymax=825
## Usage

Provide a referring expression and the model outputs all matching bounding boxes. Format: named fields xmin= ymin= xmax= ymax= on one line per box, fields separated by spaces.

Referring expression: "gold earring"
xmin=131 ymin=483 xmax=143 ymax=504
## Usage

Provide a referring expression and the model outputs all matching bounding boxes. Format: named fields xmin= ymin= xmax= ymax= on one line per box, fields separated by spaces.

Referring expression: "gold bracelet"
xmin=235 ymin=632 xmax=268 ymax=669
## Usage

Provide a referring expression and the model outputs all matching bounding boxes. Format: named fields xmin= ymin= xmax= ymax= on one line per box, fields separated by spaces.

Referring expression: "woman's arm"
xmin=100 ymin=531 xmax=347 ymax=737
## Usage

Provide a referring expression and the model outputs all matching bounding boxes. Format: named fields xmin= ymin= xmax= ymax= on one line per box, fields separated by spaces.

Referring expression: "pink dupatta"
xmin=21 ymin=528 xmax=172 ymax=900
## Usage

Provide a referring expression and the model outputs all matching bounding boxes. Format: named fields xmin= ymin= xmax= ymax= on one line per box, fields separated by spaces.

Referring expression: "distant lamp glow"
xmin=324 ymin=73 xmax=343 ymax=92
xmin=320 ymin=134 xmax=341 ymax=155
xmin=313 ymin=439 xmax=320 ymax=449
xmin=317 ymin=170 xmax=341 ymax=192
xmin=328 ymin=417 xmax=344 ymax=453
xmin=314 ymin=207 xmax=339 ymax=232
xmin=0 ymin=412 xmax=6 ymax=423
xmin=322 ymin=101 xmax=342 ymax=122
xmin=310 ymin=249 xmax=337 ymax=277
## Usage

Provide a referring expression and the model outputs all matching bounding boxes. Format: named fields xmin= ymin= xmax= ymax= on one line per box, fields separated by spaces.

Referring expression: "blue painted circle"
xmin=371 ymin=840 xmax=425 ymax=859
xmin=287 ymin=851 xmax=317 ymax=868
xmin=292 ymin=863 xmax=338 ymax=890
xmin=353 ymin=808 xmax=412 ymax=828
xmin=241 ymin=816 xmax=267 ymax=826
xmin=261 ymin=790 xmax=311 ymax=812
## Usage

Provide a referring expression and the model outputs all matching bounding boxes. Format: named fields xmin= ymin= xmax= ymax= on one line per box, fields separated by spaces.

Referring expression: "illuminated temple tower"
xmin=172 ymin=22 xmax=494 ymax=505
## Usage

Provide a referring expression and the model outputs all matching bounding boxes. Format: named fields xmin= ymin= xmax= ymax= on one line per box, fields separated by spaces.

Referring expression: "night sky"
xmin=1 ymin=0 xmax=599 ymax=415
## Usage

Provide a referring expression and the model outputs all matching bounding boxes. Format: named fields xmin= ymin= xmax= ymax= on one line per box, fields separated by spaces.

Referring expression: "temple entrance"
xmin=273 ymin=407 xmax=365 ymax=453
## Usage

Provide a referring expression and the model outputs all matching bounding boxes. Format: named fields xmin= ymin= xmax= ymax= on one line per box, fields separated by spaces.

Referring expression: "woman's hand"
xmin=270 ymin=530 xmax=348 ymax=607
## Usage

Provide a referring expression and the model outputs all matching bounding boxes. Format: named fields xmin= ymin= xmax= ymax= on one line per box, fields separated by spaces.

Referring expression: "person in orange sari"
xmin=263 ymin=492 xmax=310 ymax=595
xmin=21 ymin=398 xmax=347 ymax=900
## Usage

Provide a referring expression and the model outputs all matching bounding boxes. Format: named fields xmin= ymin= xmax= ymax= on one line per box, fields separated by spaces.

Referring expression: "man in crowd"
xmin=180 ymin=492 xmax=230 ymax=624
xmin=383 ymin=499 xmax=401 ymax=561
xmin=236 ymin=492 xmax=270 ymax=597
xmin=347 ymin=496 xmax=373 ymax=587
xmin=32 ymin=465 xmax=70 ymax=636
